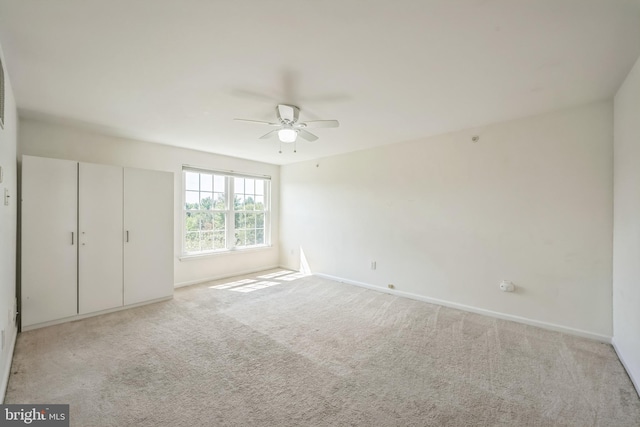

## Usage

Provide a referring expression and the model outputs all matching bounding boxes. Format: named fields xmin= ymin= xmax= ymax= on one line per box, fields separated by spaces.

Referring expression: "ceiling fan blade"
xmin=277 ymin=104 xmax=297 ymax=122
xmin=298 ymin=129 xmax=319 ymax=142
xmin=259 ymin=129 xmax=280 ymax=140
xmin=230 ymin=89 xmax=278 ymax=103
xmin=299 ymin=120 xmax=340 ymax=128
xmin=234 ymin=118 xmax=279 ymax=126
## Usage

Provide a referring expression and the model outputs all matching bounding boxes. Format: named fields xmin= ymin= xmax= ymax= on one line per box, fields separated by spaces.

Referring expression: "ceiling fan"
xmin=234 ymin=104 xmax=339 ymax=148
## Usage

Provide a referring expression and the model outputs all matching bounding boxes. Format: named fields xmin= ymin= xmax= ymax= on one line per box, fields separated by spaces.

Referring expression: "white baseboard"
xmin=1 ymin=325 xmax=18 ymax=403
xmin=22 ymin=296 xmax=173 ymax=332
xmin=315 ymin=273 xmax=612 ymax=344
xmin=174 ymin=265 xmax=282 ymax=288
xmin=612 ymin=338 xmax=640 ymax=398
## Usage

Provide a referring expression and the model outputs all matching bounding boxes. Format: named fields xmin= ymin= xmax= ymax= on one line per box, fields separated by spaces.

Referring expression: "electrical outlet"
xmin=370 ymin=261 xmax=376 ymax=270
xmin=388 ymin=284 xmax=395 ymax=289
xmin=500 ymin=280 xmax=515 ymax=292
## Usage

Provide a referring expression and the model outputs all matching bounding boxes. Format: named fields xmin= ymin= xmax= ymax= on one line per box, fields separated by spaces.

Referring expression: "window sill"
xmin=179 ymin=245 xmax=273 ymax=261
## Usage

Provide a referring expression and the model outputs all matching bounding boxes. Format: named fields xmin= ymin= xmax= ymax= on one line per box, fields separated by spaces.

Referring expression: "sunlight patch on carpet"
xmin=210 ymin=270 xmax=310 ymax=292
xmin=257 ymin=270 xmax=293 ymax=279
xmin=230 ymin=280 xmax=280 ymax=292
xmin=278 ymin=272 xmax=308 ymax=281
xmin=209 ymin=278 xmax=257 ymax=290
xmin=209 ymin=278 xmax=279 ymax=292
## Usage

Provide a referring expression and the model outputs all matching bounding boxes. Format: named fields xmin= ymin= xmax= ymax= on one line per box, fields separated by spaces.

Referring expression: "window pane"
xmin=255 ymin=195 xmax=264 ymax=210
xmin=234 ymin=177 xmax=245 ymax=194
xmin=255 ymin=180 xmax=264 ymax=195
xmin=246 ymin=230 xmax=256 ymax=246
xmin=256 ymin=229 xmax=264 ymax=245
xmin=214 ymin=175 xmax=225 ymax=192
xmin=200 ymin=232 xmax=214 ymax=251
xmin=235 ymin=212 xmax=245 ymax=229
xmin=245 ymin=179 xmax=255 ymax=194
xmin=235 ymin=229 xmax=246 ymax=247
xmin=246 ymin=213 xmax=256 ymax=228
xmin=200 ymin=192 xmax=213 ymax=210
xmin=214 ymin=231 xmax=225 ymax=249
xmin=201 ymin=212 xmax=214 ymax=230
xmin=185 ymin=232 xmax=200 ymax=252
xmin=185 ymin=191 xmax=199 ymax=209
xmin=185 ymin=172 xmax=200 ymax=191
xmin=185 ymin=212 xmax=199 ymax=231
xmin=234 ymin=195 xmax=244 ymax=210
xmin=245 ymin=195 xmax=255 ymax=210
xmin=214 ymin=193 xmax=226 ymax=210
xmin=214 ymin=212 xmax=225 ymax=231
xmin=201 ymin=174 xmax=213 ymax=192
xmin=256 ymin=213 xmax=264 ymax=228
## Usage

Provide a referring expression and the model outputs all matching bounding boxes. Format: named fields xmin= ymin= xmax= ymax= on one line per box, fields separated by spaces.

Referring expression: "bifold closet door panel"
xmin=78 ymin=163 xmax=124 ymax=314
xmin=21 ymin=156 xmax=79 ymax=327
xmin=123 ymin=168 xmax=174 ymax=305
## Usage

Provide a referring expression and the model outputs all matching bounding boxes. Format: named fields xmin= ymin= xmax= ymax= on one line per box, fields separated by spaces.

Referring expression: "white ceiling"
xmin=1 ymin=0 xmax=639 ymax=165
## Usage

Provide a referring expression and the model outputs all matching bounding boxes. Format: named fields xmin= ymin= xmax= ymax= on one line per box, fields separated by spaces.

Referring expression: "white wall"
xmin=613 ymin=54 xmax=640 ymax=393
xmin=18 ymin=119 xmax=280 ymax=287
xmin=0 ymin=43 xmax=18 ymax=402
xmin=280 ymin=101 xmax=614 ymax=339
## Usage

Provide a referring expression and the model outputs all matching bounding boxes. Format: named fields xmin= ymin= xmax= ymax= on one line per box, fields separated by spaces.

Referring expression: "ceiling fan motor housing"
xmin=277 ymin=104 xmax=300 ymax=124
xmin=234 ymin=104 xmax=339 ymax=144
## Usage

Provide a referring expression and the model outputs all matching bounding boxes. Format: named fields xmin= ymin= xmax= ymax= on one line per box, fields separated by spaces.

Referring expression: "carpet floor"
xmin=6 ymin=270 xmax=640 ymax=426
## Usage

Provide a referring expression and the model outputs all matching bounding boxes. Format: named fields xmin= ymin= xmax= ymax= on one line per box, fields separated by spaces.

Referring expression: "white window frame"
xmin=182 ymin=166 xmax=271 ymax=256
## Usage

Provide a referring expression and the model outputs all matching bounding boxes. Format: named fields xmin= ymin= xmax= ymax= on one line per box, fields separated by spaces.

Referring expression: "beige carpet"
xmin=6 ymin=270 xmax=640 ymax=426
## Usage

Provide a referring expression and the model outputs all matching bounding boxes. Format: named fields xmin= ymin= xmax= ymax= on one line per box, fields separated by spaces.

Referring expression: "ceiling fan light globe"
xmin=278 ymin=128 xmax=297 ymax=143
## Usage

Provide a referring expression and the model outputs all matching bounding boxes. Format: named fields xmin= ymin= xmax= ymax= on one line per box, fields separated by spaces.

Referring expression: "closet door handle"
xmin=71 ymin=232 xmax=74 ymax=245
xmin=126 ymin=230 xmax=129 ymax=243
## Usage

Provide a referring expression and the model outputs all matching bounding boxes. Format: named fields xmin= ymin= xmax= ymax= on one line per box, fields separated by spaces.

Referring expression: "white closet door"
xmin=78 ymin=163 xmax=124 ymax=314
xmin=124 ymin=168 xmax=174 ymax=305
xmin=22 ymin=156 xmax=78 ymax=327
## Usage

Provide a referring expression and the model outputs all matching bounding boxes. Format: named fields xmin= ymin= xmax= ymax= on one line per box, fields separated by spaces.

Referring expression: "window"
xmin=183 ymin=167 xmax=270 ymax=255
xmin=233 ymin=176 xmax=267 ymax=247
